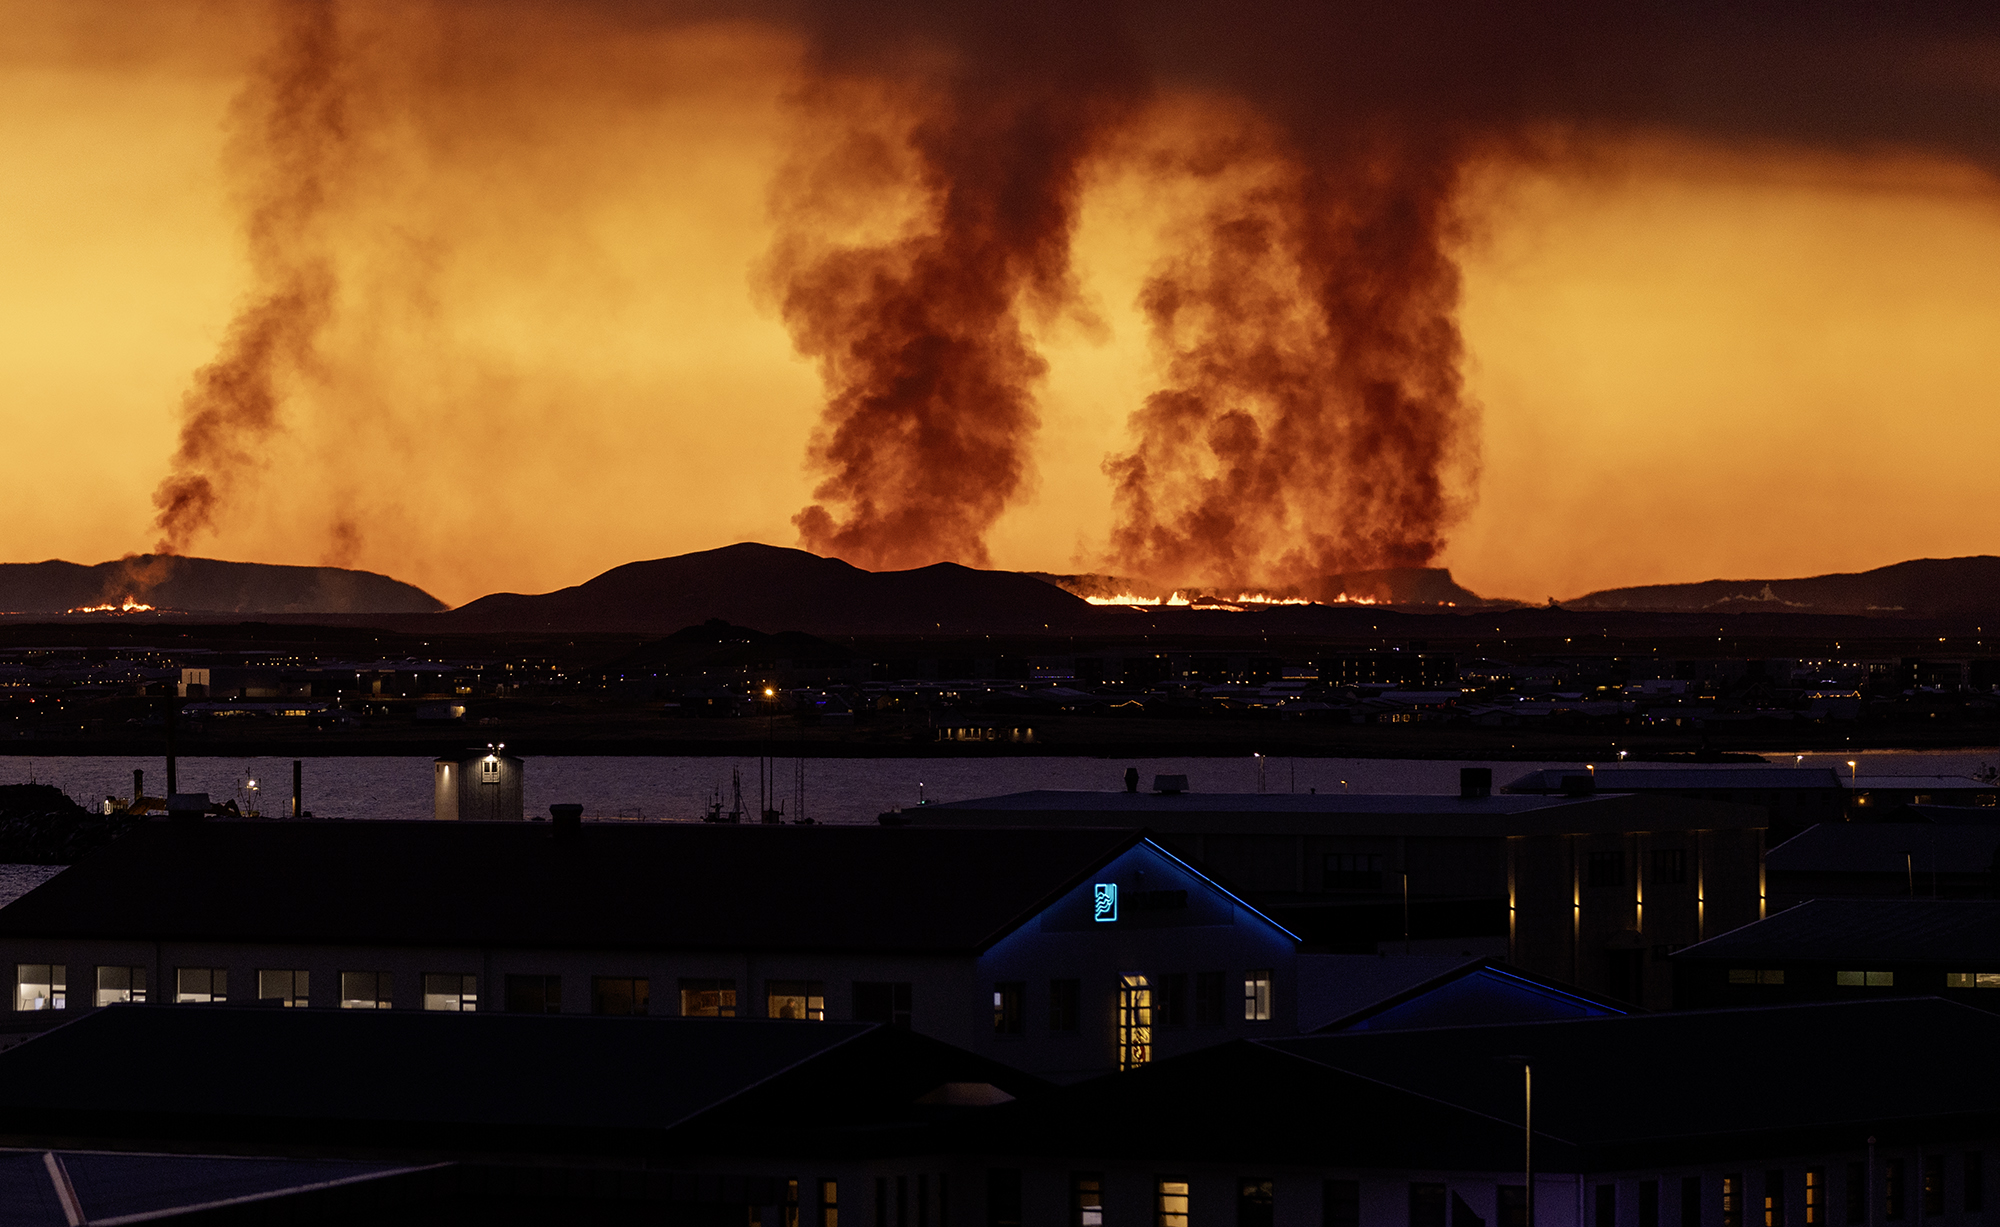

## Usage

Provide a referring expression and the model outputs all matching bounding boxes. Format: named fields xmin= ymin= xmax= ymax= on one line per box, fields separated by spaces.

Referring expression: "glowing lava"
xmin=66 ymin=595 xmax=156 ymax=614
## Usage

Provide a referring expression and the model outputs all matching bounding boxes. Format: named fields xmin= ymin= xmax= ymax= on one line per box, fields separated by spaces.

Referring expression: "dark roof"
xmin=1674 ymin=899 xmax=2000 ymax=965
xmin=919 ymin=790 xmax=1765 ymax=835
xmin=0 ymin=822 xmax=1142 ymax=953
xmin=1505 ymin=766 xmax=1842 ymax=793
xmin=1766 ymin=822 xmax=2000 ymax=875
xmin=1315 ymin=962 xmax=1630 ymax=1032
xmin=1272 ymin=999 xmax=2000 ymax=1167
xmin=0 ymin=1149 xmax=423 ymax=1225
xmin=0 ymin=1007 xmax=1046 ymax=1161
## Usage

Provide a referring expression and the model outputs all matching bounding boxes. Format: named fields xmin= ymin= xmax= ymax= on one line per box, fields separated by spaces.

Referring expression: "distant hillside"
xmin=444 ymin=543 xmax=1098 ymax=635
xmin=1031 ymin=566 xmax=1498 ymax=607
xmin=1567 ymin=557 xmax=2000 ymax=617
xmin=0 ymin=556 xmax=445 ymax=615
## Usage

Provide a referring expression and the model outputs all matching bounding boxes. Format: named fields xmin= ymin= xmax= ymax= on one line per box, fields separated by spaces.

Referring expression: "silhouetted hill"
xmin=0 ymin=556 xmax=445 ymax=615
xmin=1317 ymin=567 xmax=1496 ymax=607
xmin=1567 ymin=557 xmax=2000 ymax=617
xmin=444 ymin=543 xmax=1098 ymax=635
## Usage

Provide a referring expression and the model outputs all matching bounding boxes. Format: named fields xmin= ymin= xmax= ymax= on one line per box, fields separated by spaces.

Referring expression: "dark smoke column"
xmin=770 ymin=4 xmax=1146 ymax=572
xmin=153 ymin=0 xmax=348 ymax=556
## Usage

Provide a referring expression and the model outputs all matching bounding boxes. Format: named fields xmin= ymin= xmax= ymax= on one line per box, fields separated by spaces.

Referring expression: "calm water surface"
xmin=7 ymin=748 xmax=1997 ymax=826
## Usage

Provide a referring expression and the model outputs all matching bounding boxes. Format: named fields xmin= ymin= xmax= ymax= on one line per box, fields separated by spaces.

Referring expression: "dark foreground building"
xmin=1673 ymin=898 xmax=2000 ymax=1009
xmin=914 ymin=786 xmax=1768 ymax=1010
xmin=0 ymin=997 xmax=1993 ymax=1226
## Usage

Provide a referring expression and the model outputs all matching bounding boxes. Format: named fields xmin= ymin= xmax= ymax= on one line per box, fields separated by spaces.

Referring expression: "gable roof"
xmin=1767 ymin=822 xmax=2000 ymax=875
xmin=0 ymin=1008 xmax=1047 ymax=1161
xmin=1311 ymin=960 xmax=1631 ymax=1032
xmin=1265 ymin=999 xmax=2000 ymax=1167
xmin=0 ymin=823 xmax=1146 ymax=954
xmin=1672 ymin=899 xmax=2000 ymax=965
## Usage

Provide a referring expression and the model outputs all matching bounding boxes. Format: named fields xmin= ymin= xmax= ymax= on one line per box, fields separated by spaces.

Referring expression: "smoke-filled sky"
xmin=5 ymin=0 xmax=2000 ymax=607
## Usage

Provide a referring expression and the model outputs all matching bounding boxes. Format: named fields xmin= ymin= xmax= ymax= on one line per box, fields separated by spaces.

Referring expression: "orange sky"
xmin=5 ymin=2 xmax=1999 ymax=607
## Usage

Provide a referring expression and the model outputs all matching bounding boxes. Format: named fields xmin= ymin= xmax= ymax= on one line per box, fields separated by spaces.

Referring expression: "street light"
xmin=1497 ymin=1055 xmax=1533 ymax=1227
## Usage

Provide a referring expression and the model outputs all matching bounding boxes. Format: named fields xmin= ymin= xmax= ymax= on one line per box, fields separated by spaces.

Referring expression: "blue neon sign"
xmin=1093 ymin=882 xmax=1118 ymax=923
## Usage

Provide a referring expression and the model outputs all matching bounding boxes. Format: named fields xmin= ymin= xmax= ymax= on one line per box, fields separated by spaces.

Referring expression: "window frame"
xmin=766 ymin=979 xmax=824 ymax=1021
xmin=678 ymin=977 xmax=736 ymax=1018
xmin=1244 ymin=969 xmax=1273 ymax=1022
xmin=993 ymin=981 xmax=1026 ymax=1036
xmin=94 ymin=965 xmax=147 ymax=1007
xmin=257 ymin=968 xmax=310 ymax=1007
xmin=175 ymin=967 xmax=227 ymax=1004
xmin=422 ymin=973 xmax=479 ymax=1012
xmin=338 ymin=970 xmax=392 ymax=1010
xmin=1157 ymin=1177 xmax=1190 ymax=1227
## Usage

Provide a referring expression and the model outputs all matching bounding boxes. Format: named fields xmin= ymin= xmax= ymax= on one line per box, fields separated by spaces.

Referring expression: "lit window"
xmin=1724 ymin=1174 xmax=1743 ymax=1227
xmin=15 ymin=964 xmax=65 ymax=1011
xmin=1157 ymin=1178 xmax=1189 ymax=1227
xmin=679 ymin=978 xmax=735 ymax=1017
xmin=1119 ymin=974 xmax=1153 ymax=1070
xmin=95 ymin=966 xmax=147 ymax=1006
xmin=1946 ymin=973 xmax=2000 ymax=988
xmin=993 ymin=982 xmax=1025 ymax=1036
xmin=766 ymin=980 xmax=824 ymax=1021
xmin=176 ymin=967 xmax=227 ymax=1003
xmin=480 ymin=756 xmax=500 ymax=784
xmin=424 ymin=973 xmax=478 ymax=1012
xmin=1765 ymin=1170 xmax=1787 ymax=1227
xmin=1806 ymin=1169 xmax=1824 ymax=1225
xmin=1836 ymin=971 xmax=1894 ymax=987
xmin=1729 ymin=969 xmax=1785 ymax=985
xmin=1244 ymin=970 xmax=1273 ymax=1021
xmin=1073 ymin=1173 xmax=1104 ymax=1227
xmin=258 ymin=969 xmax=309 ymax=1007
xmin=340 ymin=970 xmax=391 ymax=1009
xmin=818 ymin=1178 xmax=838 ymax=1227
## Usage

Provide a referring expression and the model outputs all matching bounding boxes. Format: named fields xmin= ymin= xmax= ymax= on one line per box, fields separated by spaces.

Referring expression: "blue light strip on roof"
xmin=1140 ymin=836 xmax=1304 ymax=944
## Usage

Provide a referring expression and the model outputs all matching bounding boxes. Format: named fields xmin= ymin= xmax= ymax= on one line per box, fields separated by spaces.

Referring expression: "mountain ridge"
xmin=0 ymin=555 xmax=444 ymax=615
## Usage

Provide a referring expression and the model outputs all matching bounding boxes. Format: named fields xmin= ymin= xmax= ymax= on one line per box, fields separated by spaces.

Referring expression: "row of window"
xmin=15 ymin=964 xmax=914 ymax=1022
xmin=1744 ymin=970 xmax=2000 ymax=990
xmin=1322 ymin=849 xmax=1692 ymax=893
xmin=1016 ymin=1159 xmax=1989 ymax=1227
xmin=991 ymin=972 xmax=1274 ymax=1039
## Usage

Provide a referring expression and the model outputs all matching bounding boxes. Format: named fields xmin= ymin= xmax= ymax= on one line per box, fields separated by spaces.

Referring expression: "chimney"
xmin=1123 ymin=767 xmax=1140 ymax=794
xmin=1460 ymin=767 xmax=1492 ymax=800
xmin=292 ymin=760 xmax=303 ymax=819
xmin=132 ymin=768 xmax=144 ymax=804
xmin=550 ymin=803 xmax=583 ymax=839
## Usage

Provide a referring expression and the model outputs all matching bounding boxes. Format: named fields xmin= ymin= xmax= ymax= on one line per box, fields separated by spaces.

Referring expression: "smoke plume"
xmin=768 ymin=5 xmax=1147 ymax=571
xmin=151 ymin=0 xmax=348 ymax=556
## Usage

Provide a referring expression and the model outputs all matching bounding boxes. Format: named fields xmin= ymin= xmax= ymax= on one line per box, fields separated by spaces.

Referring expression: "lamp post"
xmin=1498 ymin=1055 xmax=1533 ymax=1227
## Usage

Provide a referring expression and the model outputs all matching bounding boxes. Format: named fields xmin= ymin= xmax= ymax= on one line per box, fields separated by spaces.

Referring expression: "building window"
xmin=854 ymin=982 xmax=913 ymax=1027
xmin=1641 ymin=1181 xmax=1660 ymax=1227
xmin=1240 ymin=1179 xmax=1275 ymax=1227
xmin=424 ymin=973 xmax=478 ymax=1012
xmin=339 ymin=971 xmax=390 ymax=1009
xmin=1806 ymin=1169 xmax=1824 ymax=1225
xmin=991 ymin=1170 xmax=1023 ymax=1227
xmin=1845 ymin=1163 xmax=1865 ymax=1225
xmin=820 ymin=1179 xmax=839 ymax=1227
xmin=95 ymin=966 xmax=147 ymax=1007
xmin=1923 ymin=1157 xmax=1944 ymax=1219
xmin=1050 ymin=979 xmax=1081 ymax=1034
xmin=1327 ymin=1181 xmax=1362 ymax=1227
xmin=15 ymin=964 xmax=65 ymax=1012
xmin=678 ymin=978 xmax=735 ymax=1017
xmin=1966 ymin=1154 xmax=1984 ymax=1213
xmin=1885 ymin=1159 xmax=1905 ymax=1221
xmin=592 ymin=977 xmax=649 ymax=1016
xmin=176 ymin=968 xmax=227 ymax=1003
xmin=480 ymin=756 xmax=500 ymax=784
xmin=1158 ymin=1179 xmax=1190 ymax=1227
xmin=1587 ymin=851 xmax=1625 ymax=888
xmin=1836 ymin=971 xmax=1895 ymax=987
xmin=1684 ymin=1177 xmax=1703 ymax=1227
xmin=768 ymin=980 xmax=824 ymax=1020
xmin=993 ymin=982 xmax=1025 ymax=1036
xmin=507 ymin=974 xmax=562 ymax=1013
xmin=1598 ymin=1185 xmax=1617 ymax=1227
xmin=1725 ymin=1174 xmax=1743 ymax=1227
xmin=1195 ymin=972 xmax=1225 ymax=1026
xmin=1411 ymin=1183 xmax=1447 ymax=1227
xmin=786 ymin=1179 xmax=801 ymax=1227
xmin=1766 ymin=1170 xmax=1786 ymax=1227
xmin=1324 ymin=853 xmax=1384 ymax=890
xmin=258 ymin=969 xmax=309 ymax=1007
xmin=1119 ymin=974 xmax=1153 ymax=1070
xmin=1652 ymin=848 xmax=1688 ymax=884
xmin=1946 ymin=972 xmax=2000 ymax=988
xmin=1244 ymin=970 xmax=1272 ymax=1022
xmin=1729 ymin=969 xmax=1786 ymax=985
xmin=1159 ymin=974 xmax=1187 ymax=1029
xmin=1073 ymin=1173 xmax=1104 ymax=1227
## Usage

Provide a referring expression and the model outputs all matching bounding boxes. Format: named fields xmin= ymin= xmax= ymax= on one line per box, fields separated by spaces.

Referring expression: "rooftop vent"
xmin=1153 ymin=774 xmax=1189 ymax=795
xmin=1460 ymin=767 xmax=1492 ymax=800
